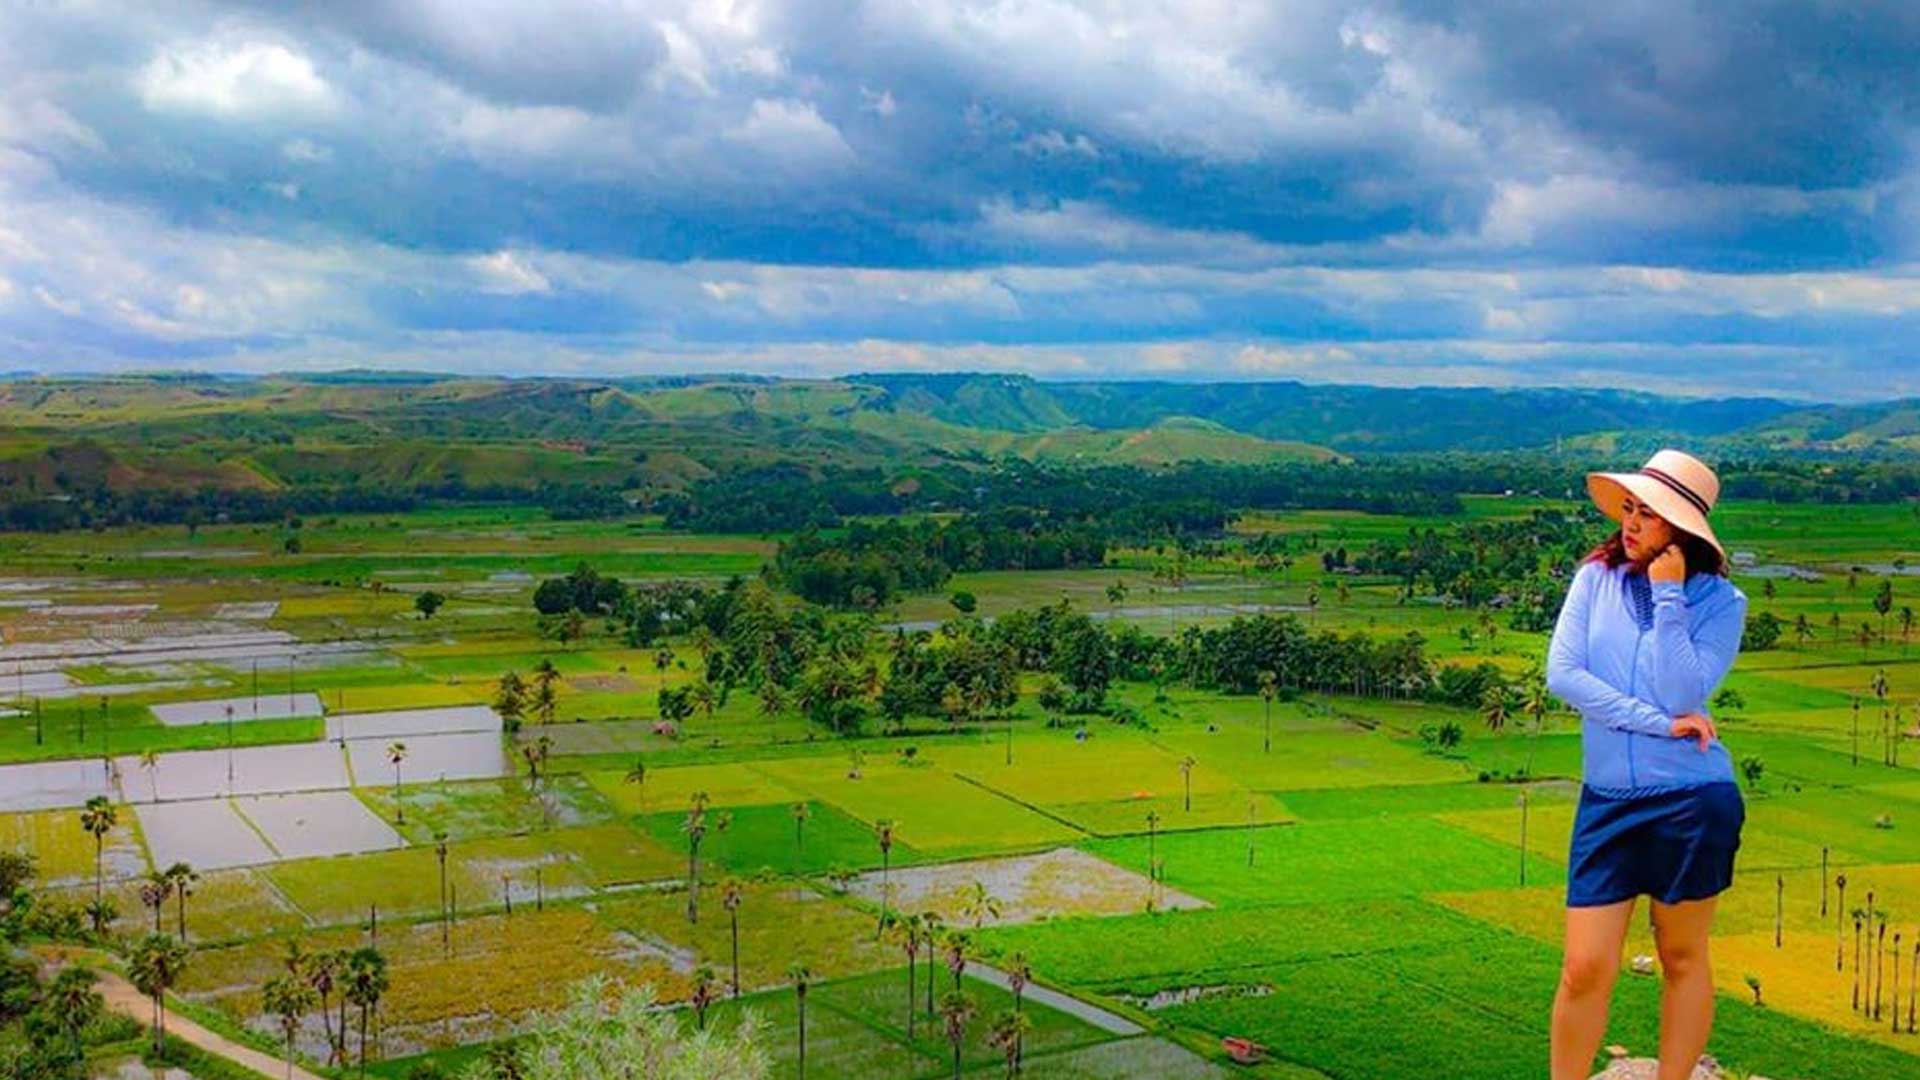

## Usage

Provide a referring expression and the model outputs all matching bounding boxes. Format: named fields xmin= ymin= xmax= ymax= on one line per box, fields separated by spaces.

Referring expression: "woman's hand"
xmin=1649 ymin=543 xmax=1686 ymax=584
xmin=1671 ymin=711 xmax=1717 ymax=750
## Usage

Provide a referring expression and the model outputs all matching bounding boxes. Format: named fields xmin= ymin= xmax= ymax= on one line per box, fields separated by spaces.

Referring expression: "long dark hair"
xmin=1583 ymin=527 xmax=1727 ymax=578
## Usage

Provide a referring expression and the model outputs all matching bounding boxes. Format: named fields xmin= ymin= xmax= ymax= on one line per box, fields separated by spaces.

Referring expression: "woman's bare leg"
xmin=1650 ymin=895 xmax=1719 ymax=1080
xmin=1552 ymin=898 xmax=1636 ymax=1080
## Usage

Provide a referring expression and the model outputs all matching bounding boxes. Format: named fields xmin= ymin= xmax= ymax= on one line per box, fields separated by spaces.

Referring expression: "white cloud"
xmin=467 ymin=251 xmax=552 ymax=295
xmin=138 ymin=40 xmax=336 ymax=115
xmin=281 ymin=138 xmax=331 ymax=163
xmin=724 ymin=98 xmax=854 ymax=167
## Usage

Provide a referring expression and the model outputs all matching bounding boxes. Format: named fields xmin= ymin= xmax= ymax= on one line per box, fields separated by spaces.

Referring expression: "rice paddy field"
xmin=4 ymin=498 xmax=1919 ymax=1078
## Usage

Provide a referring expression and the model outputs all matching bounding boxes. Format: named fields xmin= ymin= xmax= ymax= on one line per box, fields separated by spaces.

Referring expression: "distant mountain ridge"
xmin=0 ymin=373 xmax=1908 ymax=502
xmin=847 ymin=373 xmax=1816 ymax=452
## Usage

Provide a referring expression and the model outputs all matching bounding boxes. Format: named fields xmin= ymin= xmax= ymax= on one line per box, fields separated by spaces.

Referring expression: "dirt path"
xmin=39 ymin=951 xmax=319 ymax=1080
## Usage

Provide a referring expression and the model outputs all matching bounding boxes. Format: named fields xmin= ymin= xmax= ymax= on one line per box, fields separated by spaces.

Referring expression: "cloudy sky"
xmin=3 ymin=1 xmax=1920 ymax=399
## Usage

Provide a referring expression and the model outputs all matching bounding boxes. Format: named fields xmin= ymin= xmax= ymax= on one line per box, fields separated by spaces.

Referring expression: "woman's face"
xmin=1618 ymin=492 xmax=1675 ymax=564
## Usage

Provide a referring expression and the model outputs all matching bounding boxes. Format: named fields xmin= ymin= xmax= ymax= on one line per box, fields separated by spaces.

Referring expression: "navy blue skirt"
xmin=1566 ymin=781 xmax=1744 ymax=907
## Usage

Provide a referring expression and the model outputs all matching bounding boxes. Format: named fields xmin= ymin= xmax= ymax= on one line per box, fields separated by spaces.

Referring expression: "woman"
xmin=1545 ymin=448 xmax=1749 ymax=1080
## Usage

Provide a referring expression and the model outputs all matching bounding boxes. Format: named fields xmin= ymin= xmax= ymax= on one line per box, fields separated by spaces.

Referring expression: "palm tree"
xmin=433 ymin=831 xmax=451 ymax=953
xmin=690 ymin=964 xmax=718 ymax=1030
xmin=922 ymin=911 xmax=945 ymax=1015
xmin=138 ymin=749 xmax=161 ymax=802
xmin=139 ymin=870 xmax=172 ymax=932
xmin=690 ymin=679 xmax=717 ymax=739
xmin=1480 ymin=682 xmax=1512 ymax=732
xmin=875 ymin=819 xmax=896 ymax=929
xmin=493 ymin=670 xmax=527 ymax=732
xmin=653 ymin=647 xmax=675 ymax=689
xmin=988 ymin=1008 xmax=1032 ymax=1079
xmin=622 ymin=757 xmax=647 ymax=813
xmin=757 ymin=680 xmax=785 ymax=745
xmin=721 ymin=878 xmax=745 ymax=997
xmin=939 ymin=989 xmax=978 ymax=1080
xmin=789 ymin=963 xmax=813 ymax=1080
xmin=1145 ymin=810 xmax=1161 ymax=890
xmin=127 ymin=932 xmax=190 ymax=1054
xmin=683 ymin=791 xmax=711 ymax=923
xmin=343 ymin=945 xmax=388 ymax=1076
xmin=262 ymin=972 xmax=317 ymax=1080
xmin=790 ymin=801 xmax=810 ymax=869
xmin=1836 ymin=873 xmax=1849 ymax=970
xmin=1853 ymin=907 xmax=1866 ymax=1010
xmin=887 ymin=912 xmax=919 ymax=1038
xmin=944 ymin=929 xmax=971 ymax=991
xmin=1256 ymin=669 xmax=1277 ymax=753
xmin=78 ymin=796 xmax=115 ymax=928
xmin=306 ymin=948 xmax=343 ymax=1067
xmin=960 ymin=880 xmax=1002 ymax=928
xmin=1179 ymin=756 xmax=1196 ymax=812
xmin=163 ymin=861 xmax=198 ymax=942
xmin=1006 ymin=952 xmax=1031 ymax=1011
xmin=386 ymin=742 xmax=408 ymax=824
xmin=43 ymin=965 xmax=103 ymax=1062
xmin=531 ymin=659 xmax=560 ymax=724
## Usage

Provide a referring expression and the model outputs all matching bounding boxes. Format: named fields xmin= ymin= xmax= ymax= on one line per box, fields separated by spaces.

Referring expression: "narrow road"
xmin=968 ymin=963 xmax=1143 ymax=1035
xmin=39 ymin=952 xmax=320 ymax=1080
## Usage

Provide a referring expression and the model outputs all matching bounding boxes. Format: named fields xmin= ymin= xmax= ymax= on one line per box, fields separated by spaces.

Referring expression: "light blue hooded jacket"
xmin=1545 ymin=558 xmax=1748 ymax=794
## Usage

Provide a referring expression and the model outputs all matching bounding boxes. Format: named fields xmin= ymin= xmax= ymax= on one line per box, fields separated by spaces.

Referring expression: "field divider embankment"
xmin=946 ymin=771 xmax=1092 ymax=837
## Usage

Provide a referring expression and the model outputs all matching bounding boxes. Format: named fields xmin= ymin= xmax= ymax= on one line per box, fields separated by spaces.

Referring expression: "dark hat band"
xmin=1638 ymin=466 xmax=1711 ymax=516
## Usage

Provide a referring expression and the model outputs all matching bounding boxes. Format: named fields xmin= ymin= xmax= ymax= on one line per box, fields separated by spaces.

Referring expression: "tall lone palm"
xmin=721 ymin=877 xmax=746 ymax=997
xmin=1257 ymin=670 xmax=1277 ymax=753
xmin=875 ymin=819 xmax=896 ymax=931
xmin=683 ymin=791 xmax=711 ymax=923
xmin=386 ymin=742 xmax=408 ymax=824
xmin=788 ymin=962 xmax=813 ymax=1080
xmin=79 ymin=796 xmax=116 ymax=929
xmin=622 ymin=757 xmax=647 ymax=813
xmin=790 ymin=801 xmax=810 ymax=869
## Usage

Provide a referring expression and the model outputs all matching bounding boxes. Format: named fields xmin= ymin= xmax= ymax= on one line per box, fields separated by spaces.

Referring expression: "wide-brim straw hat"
xmin=1585 ymin=448 xmax=1726 ymax=563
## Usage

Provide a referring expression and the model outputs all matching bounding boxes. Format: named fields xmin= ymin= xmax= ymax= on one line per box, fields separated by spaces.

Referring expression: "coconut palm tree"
xmin=1145 ymin=810 xmax=1161 ymax=886
xmin=721 ymin=877 xmax=746 ymax=997
xmin=127 ymin=932 xmax=190 ymax=1054
xmin=163 ymin=862 xmax=197 ymax=942
xmin=78 ymin=796 xmax=115 ymax=927
xmin=1853 ymin=907 xmax=1866 ymax=1010
xmin=1179 ymin=756 xmax=1196 ymax=812
xmin=690 ymin=964 xmax=718 ymax=1030
xmin=940 ymin=989 xmax=978 ymax=1080
xmin=988 ymin=1008 xmax=1032 ymax=1079
xmin=1480 ymin=682 xmax=1512 ymax=732
xmin=263 ymin=972 xmax=317 ymax=1080
xmin=1256 ymin=669 xmax=1277 ymax=753
xmin=683 ymin=791 xmax=711 ymax=923
xmin=960 ymin=880 xmax=1002 ymax=928
xmin=344 ymin=945 xmax=388 ymax=1075
xmin=789 ymin=962 xmax=813 ymax=1080
xmin=386 ymin=742 xmax=408 ymax=823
